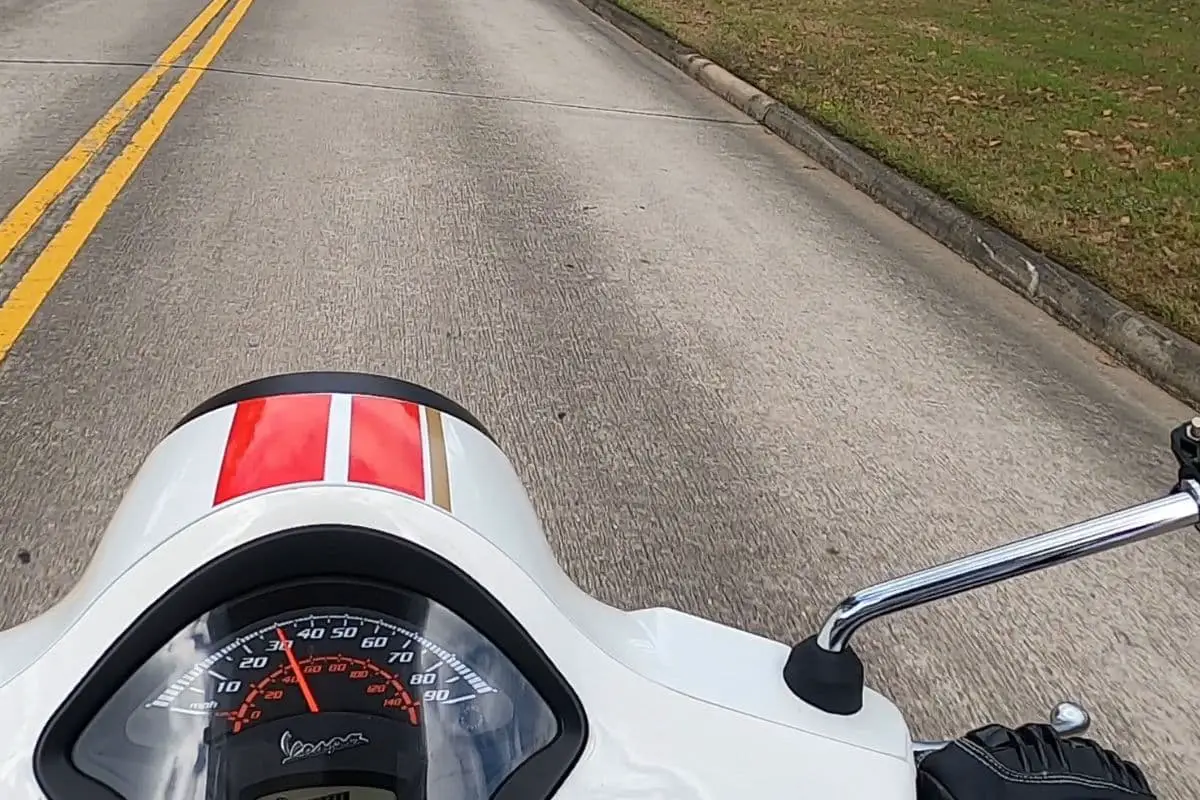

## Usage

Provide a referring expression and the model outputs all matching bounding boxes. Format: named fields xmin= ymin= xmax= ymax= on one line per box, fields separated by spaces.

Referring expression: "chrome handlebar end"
xmin=1050 ymin=700 xmax=1092 ymax=737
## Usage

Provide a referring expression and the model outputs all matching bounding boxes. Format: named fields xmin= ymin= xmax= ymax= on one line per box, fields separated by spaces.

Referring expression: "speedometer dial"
xmin=71 ymin=570 xmax=565 ymax=800
xmin=136 ymin=609 xmax=507 ymax=740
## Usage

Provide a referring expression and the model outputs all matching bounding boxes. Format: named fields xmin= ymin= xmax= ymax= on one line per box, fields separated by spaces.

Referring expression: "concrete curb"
xmin=577 ymin=0 xmax=1200 ymax=409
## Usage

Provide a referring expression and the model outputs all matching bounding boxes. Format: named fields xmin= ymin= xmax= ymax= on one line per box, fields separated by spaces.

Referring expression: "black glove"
xmin=916 ymin=723 xmax=1156 ymax=800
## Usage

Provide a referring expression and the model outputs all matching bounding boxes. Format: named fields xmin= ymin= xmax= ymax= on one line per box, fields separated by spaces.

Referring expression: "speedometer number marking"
xmin=145 ymin=612 xmax=497 ymax=735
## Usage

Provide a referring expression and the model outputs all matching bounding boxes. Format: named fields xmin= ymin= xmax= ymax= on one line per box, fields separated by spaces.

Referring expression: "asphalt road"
xmin=1 ymin=0 xmax=1197 ymax=794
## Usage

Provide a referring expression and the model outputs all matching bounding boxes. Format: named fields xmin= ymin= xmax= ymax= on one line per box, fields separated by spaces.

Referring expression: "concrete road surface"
xmin=1 ymin=0 xmax=1197 ymax=794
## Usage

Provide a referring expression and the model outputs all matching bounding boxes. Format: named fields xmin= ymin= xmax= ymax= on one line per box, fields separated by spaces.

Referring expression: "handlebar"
xmin=913 ymin=702 xmax=1092 ymax=754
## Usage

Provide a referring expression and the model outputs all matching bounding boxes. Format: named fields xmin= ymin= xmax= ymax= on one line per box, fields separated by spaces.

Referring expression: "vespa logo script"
xmin=279 ymin=730 xmax=370 ymax=765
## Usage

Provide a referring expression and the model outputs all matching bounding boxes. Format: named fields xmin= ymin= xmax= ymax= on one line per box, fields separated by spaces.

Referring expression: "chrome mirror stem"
xmin=816 ymin=481 xmax=1200 ymax=654
xmin=784 ymin=420 xmax=1200 ymax=717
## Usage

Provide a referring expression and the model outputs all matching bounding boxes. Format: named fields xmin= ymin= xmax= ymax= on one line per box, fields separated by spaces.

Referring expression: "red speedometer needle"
xmin=275 ymin=627 xmax=320 ymax=714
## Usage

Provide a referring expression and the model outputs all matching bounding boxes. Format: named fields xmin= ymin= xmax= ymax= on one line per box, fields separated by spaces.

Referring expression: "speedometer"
xmin=74 ymin=579 xmax=554 ymax=800
xmin=137 ymin=610 xmax=503 ymax=738
xmin=54 ymin=530 xmax=581 ymax=800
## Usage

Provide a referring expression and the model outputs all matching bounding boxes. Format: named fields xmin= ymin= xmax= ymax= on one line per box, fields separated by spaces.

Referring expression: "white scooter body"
xmin=0 ymin=377 xmax=913 ymax=799
xmin=2 ymin=372 xmax=1194 ymax=800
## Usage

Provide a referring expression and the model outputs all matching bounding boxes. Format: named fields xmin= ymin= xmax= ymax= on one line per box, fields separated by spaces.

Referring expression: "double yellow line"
xmin=0 ymin=0 xmax=256 ymax=362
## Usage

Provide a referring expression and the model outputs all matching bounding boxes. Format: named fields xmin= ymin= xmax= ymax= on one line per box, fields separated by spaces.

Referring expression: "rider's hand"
xmin=915 ymin=723 xmax=1156 ymax=800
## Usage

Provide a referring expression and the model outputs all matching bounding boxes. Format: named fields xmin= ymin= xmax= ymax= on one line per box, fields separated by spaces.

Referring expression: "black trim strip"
xmin=172 ymin=372 xmax=494 ymax=443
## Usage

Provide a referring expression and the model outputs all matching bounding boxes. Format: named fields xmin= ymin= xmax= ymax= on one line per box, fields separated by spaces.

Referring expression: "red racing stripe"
xmin=214 ymin=394 xmax=333 ymax=505
xmin=348 ymin=395 xmax=426 ymax=500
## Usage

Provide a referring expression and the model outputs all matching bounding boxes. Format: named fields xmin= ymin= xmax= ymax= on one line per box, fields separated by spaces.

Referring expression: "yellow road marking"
xmin=0 ymin=0 xmax=233 ymax=266
xmin=0 ymin=0 xmax=257 ymax=362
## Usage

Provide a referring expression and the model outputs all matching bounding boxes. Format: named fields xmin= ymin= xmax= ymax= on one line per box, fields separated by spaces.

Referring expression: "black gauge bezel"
xmin=34 ymin=525 xmax=588 ymax=800
xmin=171 ymin=371 xmax=495 ymax=443
xmin=93 ymin=579 xmax=547 ymax=743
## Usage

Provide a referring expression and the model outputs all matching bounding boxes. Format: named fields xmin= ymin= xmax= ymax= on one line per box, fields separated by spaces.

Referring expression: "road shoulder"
xmin=574 ymin=0 xmax=1200 ymax=410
